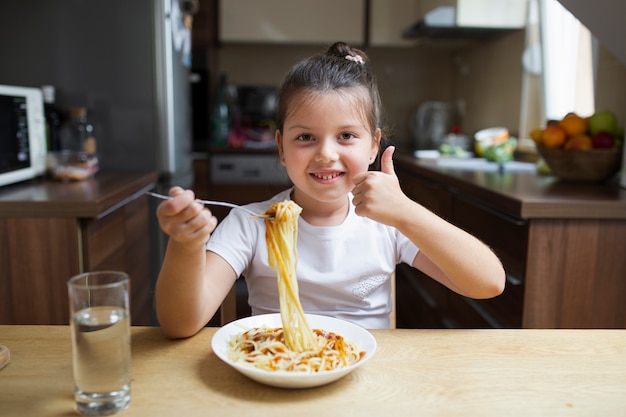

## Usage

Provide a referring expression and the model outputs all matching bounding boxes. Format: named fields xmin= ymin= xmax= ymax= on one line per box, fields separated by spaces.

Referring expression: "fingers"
xmin=380 ymin=146 xmax=396 ymax=176
xmin=170 ymin=209 xmax=217 ymax=244
xmin=156 ymin=187 xmax=217 ymax=245
xmin=158 ymin=188 xmax=199 ymax=216
xmin=354 ymin=145 xmax=397 ymax=187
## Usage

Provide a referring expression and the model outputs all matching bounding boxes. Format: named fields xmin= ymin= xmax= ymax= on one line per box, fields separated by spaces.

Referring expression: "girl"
xmin=155 ymin=42 xmax=505 ymax=338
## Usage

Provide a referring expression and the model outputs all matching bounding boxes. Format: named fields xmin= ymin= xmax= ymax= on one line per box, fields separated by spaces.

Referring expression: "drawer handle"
xmin=455 ymin=194 xmax=527 ymax=226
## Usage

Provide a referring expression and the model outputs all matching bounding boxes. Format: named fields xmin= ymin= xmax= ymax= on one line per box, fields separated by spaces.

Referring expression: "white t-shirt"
xmin=206 ymin=188 xmax=419 ymax=329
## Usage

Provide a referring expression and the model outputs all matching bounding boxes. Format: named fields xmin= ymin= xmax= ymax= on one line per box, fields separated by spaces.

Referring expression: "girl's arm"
xmin=352 ymin=147 xmax=505 ymax=299
xmin=153 ymin=187 xmax=238 ymax=339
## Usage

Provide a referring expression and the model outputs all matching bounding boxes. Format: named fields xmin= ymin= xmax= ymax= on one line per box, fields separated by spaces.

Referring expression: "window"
xmin=539 ymin=0 xmax=595 ymax=120
xmin=520 ymin=0 xmax=596 ymax=139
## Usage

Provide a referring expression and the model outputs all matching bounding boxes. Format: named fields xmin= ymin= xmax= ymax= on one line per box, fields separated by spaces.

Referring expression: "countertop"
xmin=0 ymin=172 xmax=158 ymax=218
xmin=395 ymin=154 xmax=626 ymax=219
xmin=1 ymin=325 xmax=625 ymax=416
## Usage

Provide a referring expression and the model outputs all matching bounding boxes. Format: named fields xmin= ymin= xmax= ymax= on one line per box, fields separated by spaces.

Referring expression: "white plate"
xmin=211 ymin=313 xmax=377 ymax=389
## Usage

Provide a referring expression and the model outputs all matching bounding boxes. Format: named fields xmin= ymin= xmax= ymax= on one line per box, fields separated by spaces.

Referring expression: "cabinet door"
xmin=369 ymin=0 xmax=420 ymax=47
xmin=82 ymin=197 xmax=154 ymax=325
xmin=220 ymin=0 xmax=364 ymax=44
xmin=396 ymin=169 xmax=452 ymax=219
xmin=452 ymin=194 xmax=527 ymax=328
xmin=0 ymin=217 xmax=80 ymax=325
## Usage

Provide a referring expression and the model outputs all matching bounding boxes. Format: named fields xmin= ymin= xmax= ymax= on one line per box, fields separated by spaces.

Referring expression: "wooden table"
xmin=1 ymin=326 xmax=625 ymax=416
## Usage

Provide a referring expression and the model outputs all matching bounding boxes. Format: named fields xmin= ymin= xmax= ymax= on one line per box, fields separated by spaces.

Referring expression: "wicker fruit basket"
xmin=536 ymin=145 xmax=622 ymax=182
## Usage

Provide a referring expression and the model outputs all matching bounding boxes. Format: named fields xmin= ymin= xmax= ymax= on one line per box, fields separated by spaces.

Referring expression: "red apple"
xmin=591 ymin=131 xmax=615 ymax=148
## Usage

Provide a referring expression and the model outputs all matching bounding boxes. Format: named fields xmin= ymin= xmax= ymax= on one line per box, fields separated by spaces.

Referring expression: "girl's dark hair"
xmin=276 ymin=41 xmax=393 ymax=171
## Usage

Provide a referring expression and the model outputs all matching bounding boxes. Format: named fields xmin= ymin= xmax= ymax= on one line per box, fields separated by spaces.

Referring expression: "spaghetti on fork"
xmin=227 ymin=200 xmax=364 ymax=372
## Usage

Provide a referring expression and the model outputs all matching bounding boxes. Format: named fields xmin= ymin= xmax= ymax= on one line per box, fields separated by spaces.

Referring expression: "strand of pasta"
xmin=265 ymin=200 xmax=318 ymax=353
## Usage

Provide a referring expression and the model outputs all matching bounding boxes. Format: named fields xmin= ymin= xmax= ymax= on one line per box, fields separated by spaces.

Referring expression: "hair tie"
xmin=345 ymin=54 xmax=364 ymax=64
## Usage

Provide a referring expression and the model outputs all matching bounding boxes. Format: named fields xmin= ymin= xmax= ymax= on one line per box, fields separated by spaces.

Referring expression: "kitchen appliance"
xmin=0 ymin=0 xmax=194 ymax=188
xmin=410 ymin=101 xmax=455 ymax=150
xmin=0 ymin=0 xmax=197 ymax=302
xmin=0 ymin=85 xmax=46 ymax=187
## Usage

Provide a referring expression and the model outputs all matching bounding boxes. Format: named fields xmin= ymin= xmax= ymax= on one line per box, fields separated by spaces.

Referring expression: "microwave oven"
xmin=0 ymin=84 xmax=47 ymax=187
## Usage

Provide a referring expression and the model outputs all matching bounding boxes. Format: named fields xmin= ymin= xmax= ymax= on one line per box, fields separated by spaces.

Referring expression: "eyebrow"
xmin=286 ymin=123 xmax=364 ymax=131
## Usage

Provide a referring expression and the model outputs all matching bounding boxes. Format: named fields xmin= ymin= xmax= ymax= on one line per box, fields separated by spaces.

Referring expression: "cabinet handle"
xmin=400 ymin=271 xmax=438 ymax=309
xmin=505 ymin=273 xmax=523 ymax=286
xmin=464 ymin=298 xmax=505 ymax=329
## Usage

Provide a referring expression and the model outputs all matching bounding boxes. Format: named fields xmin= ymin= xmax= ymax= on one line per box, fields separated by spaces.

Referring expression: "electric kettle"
xmin=410 ymin=101 xmax=455 ymax=150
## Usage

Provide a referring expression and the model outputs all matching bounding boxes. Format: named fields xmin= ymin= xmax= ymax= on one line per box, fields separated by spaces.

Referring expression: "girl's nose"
xmin=314 ymin=138 xmax=339 ymax=162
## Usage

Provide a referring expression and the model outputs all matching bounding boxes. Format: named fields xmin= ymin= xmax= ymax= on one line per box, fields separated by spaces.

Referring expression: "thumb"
xmin=381 ymin=146 xmax=396 ymax=175
xmin=168 ymin=186 xmax=185 ymax=197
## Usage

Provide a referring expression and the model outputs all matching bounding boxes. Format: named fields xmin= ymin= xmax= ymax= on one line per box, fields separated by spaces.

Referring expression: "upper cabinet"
xmin=219 ymin=0 xmax=364 ymax=45
xmin=219 ymin=0 xmax=425 ymax=47
xmin=368 ymin=0 xmax=420 ymax=47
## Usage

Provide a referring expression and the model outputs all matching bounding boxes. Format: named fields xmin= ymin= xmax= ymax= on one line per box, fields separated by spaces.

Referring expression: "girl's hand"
xmin=352 ymin=146 xmax=412 ymax=226
xmin=155 ymin=187 xmax=218 ymax=249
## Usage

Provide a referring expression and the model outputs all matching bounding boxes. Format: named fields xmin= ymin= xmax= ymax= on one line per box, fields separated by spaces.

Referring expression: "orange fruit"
xmin=559 ymin=113 xmax=588 ymax=136
xmin=541 ymin=125 xmax=567 ymax=147
xmin=564 ymin=134 xmax=592 ymax=150
xmin=530 ymin=128 xmax=543 ymax=144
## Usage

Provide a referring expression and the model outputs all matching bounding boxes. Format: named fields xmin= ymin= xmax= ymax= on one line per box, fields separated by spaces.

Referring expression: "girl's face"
xmin=276 ymin=89 xmax=381 ymax=213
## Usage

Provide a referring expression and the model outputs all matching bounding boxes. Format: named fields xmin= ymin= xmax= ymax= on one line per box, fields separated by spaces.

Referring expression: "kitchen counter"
xmin=395 ymin=154 xmax=626 ymax=219
xmin=393 ymin=154 xmax=626 ymax=329
xmin=0 ymin=172 xmax=158 ymax=325
xmin=1 ymin=325 xmax=625 ymax=417
xmin=0 ymin=171 xmax=158 ymax=218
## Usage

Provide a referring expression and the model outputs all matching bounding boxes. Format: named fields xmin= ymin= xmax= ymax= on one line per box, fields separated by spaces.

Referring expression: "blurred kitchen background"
xmin=1 ymin=0 xmax=625 ymax=324
xmin=1 ymin=0 xmax=625 ymax=179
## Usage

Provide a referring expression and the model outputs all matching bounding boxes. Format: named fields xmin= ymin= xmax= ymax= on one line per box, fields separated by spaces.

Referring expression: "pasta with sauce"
xmin=228 ymin=326 xmax=365 ymax=372
xmin=227 ymin=200 xmax=365 ymax=372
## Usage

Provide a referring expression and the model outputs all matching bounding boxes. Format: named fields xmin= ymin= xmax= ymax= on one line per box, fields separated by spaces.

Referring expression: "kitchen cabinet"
xmin=219 ymin=0 xmax=364 ymax=45
xmin=369 ymin=0 xmax=420 ymax=47
xmin=394 ymin=154 xmax=626 ymax=329
xmin=0 ymin=172 xmax=158 ymax=326
xmin=218 ymin=0 xmax=423 ymax=47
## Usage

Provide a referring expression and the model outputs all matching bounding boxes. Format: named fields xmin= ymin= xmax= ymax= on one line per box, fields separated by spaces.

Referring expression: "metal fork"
xmin=146 ymin=192 xmax=272 ymax=219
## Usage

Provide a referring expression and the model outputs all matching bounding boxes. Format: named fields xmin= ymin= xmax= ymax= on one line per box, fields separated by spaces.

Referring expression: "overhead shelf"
xmin=402 ymin=21 xmax=521 ymax=42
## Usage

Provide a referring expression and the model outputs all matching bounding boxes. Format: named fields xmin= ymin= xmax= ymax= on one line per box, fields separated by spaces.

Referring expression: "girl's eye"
xmin=340 ymin=132 xmax=356 ymax=141
xmin=296 ymin=134 xmax=313 ymax=142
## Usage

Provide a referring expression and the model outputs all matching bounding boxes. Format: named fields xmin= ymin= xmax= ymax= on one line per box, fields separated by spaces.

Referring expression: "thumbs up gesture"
xmin=352 ymin=146 xmax=412 ymax=226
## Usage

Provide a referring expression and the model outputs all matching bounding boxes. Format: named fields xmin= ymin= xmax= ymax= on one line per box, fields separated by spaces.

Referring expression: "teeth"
xmin=314 ymin=173 xmax=339 ymax=180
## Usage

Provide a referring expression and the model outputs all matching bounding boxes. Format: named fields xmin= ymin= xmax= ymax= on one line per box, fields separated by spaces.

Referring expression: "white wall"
xmin=558 ymin=0 xmax=626 ymax=65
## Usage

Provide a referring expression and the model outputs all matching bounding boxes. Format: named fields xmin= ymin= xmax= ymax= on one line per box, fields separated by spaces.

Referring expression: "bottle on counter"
xmin=211 ymin=75 xmax=231 ymax=147
xmin=60 ymin=106 xmax=97 ymax=155
xmin=49 ymin=106 xmax=99 ymax=181
xmin=41 ymin=85 xmax=62 ymax=152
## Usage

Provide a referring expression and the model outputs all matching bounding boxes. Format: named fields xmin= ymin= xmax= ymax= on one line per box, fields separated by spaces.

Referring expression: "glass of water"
xmin=68 ymin=271 xmax=131 ymax=416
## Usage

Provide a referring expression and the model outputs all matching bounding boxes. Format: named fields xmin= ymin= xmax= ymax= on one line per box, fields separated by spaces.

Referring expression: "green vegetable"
xmin=483 ymin=138 xmax=517 ymax=163
xmin=439 ymin=144 xmax=470 ymax=158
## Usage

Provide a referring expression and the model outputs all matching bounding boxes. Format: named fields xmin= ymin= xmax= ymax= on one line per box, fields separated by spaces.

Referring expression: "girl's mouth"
xmin=310 ymin=171 xmax=344 ymax=181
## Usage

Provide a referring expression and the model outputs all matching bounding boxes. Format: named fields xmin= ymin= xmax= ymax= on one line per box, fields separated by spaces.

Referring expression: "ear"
xmin=369 ymin=128 xmax=382 ymax=163
xmin=275 ymin=130 xmax=286 ymax=165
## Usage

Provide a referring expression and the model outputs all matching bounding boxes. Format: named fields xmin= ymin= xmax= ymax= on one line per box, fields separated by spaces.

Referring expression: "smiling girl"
xmin=154 ymin=42 xmax=505 ymax=338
